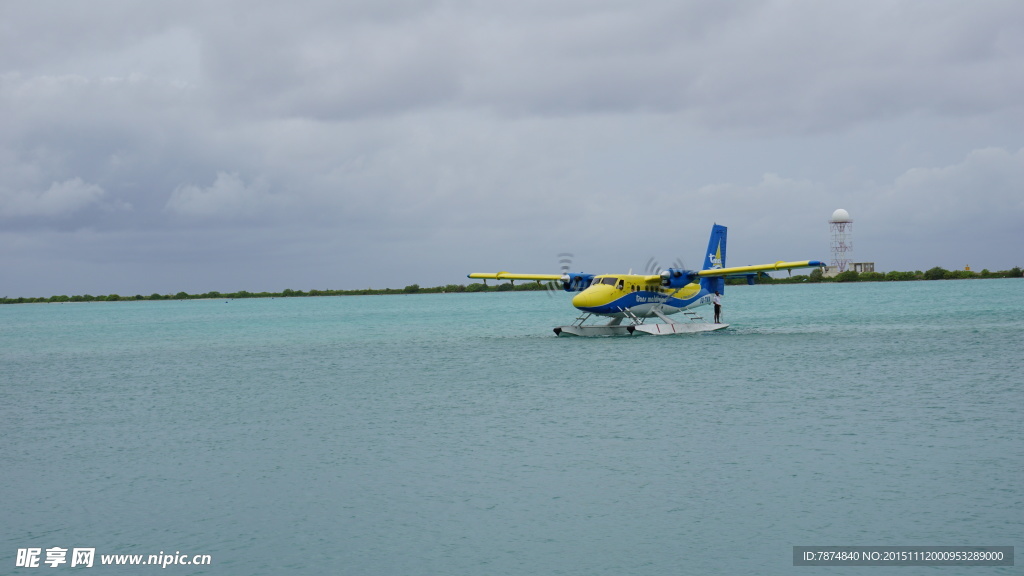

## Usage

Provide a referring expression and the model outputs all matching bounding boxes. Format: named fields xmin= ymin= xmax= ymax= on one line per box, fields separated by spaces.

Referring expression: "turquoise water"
xmin=2 ymin=280 xmax=1021 ymax=575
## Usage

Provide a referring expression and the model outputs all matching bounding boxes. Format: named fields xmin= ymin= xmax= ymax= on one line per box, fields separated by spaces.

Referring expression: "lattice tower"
xmin=829 ymin=209 xmax=853 ymax=273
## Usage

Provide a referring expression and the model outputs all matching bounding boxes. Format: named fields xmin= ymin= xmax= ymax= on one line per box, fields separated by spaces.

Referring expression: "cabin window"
xmin=599 ymin=277 xmax=618 ymax=286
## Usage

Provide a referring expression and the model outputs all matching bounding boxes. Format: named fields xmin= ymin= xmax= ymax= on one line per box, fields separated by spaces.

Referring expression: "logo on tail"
xmin=708 ymin=243 xmax=723 ymax=269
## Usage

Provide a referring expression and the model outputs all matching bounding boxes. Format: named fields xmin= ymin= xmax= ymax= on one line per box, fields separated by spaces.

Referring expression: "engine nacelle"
xmin=660 ymin=268 xmax=698 ymax=289
xmin=562 ymin=273 xmax=595 ymax=292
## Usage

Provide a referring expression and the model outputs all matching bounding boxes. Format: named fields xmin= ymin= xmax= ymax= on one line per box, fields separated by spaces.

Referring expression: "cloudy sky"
xmin=2 ymin=0 xmax=1022 ymax=297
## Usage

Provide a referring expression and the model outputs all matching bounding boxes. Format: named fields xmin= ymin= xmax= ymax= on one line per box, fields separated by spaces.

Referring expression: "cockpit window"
xmin=599 ymin=277 xmax=618 ymax=285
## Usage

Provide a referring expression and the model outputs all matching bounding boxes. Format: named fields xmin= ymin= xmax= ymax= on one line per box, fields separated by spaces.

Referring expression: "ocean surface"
xmin=2 ymin=279 xmax=1021 ymax=575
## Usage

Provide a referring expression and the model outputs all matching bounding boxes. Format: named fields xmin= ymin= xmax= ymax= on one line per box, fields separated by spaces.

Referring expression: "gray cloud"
xmin=1 ymin=1 xmax=1022 ymax=296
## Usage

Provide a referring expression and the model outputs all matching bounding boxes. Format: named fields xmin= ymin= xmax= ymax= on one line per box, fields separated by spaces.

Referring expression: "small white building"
xmin=823 ymin=262 xmax=875 ymax=277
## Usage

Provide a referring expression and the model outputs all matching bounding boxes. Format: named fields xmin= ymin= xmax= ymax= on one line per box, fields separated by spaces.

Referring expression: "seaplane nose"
xmin=572 ymin=287 xmax=604 ymax=310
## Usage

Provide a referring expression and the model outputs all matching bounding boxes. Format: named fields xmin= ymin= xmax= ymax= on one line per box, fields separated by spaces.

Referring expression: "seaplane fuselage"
xmin=569 ymin=275 xmax=711 ymax=317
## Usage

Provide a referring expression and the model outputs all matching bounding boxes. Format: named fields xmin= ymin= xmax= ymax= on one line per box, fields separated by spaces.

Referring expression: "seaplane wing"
xmin=696 ymin=260 xmax=826 ymax=277
xmin=634 ymin=260 xmax=824 ymax=284
xmin=467 ymin=272 xmax=564 ymax=281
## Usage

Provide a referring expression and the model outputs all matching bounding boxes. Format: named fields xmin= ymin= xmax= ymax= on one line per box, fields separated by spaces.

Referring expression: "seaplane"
xmin=469 ymin=224 xmax=825 ymax=336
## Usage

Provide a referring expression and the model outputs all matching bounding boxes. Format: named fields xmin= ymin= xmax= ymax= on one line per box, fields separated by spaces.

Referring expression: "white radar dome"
xmin=830 ymin=208 xmax=851 ymax=222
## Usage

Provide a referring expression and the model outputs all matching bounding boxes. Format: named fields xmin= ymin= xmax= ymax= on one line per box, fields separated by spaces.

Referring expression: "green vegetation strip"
xmin=2 ymin=281 xmax=550 ymax=304
xmin=737 ymin=266 xmax=1022 ymax=285
xmin=3 ymin=267 xmax=1020 ymax=304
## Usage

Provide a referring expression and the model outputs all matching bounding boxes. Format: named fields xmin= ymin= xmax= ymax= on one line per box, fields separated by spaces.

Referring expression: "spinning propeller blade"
xmin=545 ymin=252 xmax=574 ymax=297
xmin=643 ymin=256 xmax=689 ymax=308
xmin=643 ymin=256 xmax=686 ymax=276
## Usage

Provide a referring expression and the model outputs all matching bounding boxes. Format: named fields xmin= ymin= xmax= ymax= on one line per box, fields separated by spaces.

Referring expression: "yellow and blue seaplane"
xmin=469 ymin=224 xmax=825 ymax=336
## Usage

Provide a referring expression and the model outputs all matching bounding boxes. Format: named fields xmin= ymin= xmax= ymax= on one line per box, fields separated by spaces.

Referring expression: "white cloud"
xmin=165 ymin=172 xmax=287 ymax=220
xmin=0 ymin=72 xmax=197 ymax=136
xmin=0 ymin=178 xmax=106 ymax=218
xmin=883 ymin=147 xmax=1024 ymax=224
xmin=855 ymin=147 xmax=1024 ymax=235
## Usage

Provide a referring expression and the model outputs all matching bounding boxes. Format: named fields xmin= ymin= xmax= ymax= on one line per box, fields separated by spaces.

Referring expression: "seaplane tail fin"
xmin=702 ymin=224 xmax=727 ymax=271
xmin=700 ymin=224 xmax=728 ymax=294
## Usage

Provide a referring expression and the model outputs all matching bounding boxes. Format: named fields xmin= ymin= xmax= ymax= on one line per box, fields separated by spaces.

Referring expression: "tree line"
xmin=3 ymin=267 xmax=1020 ymax=304
xmin=730 ymin=266 xmax=1022 ymax=285
xmin=0 ymin=281 xmax=552 ymax=304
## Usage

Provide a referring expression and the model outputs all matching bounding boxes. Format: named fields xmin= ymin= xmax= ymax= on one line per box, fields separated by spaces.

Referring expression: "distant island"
xmin=741 ymin=265 xmax=1021 ymax=284
xmin=2 ymin=266 xmax=1020 ymax=304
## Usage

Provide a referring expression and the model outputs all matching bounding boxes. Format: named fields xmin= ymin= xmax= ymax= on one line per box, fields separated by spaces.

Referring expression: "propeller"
xmin=643 ymin=256 xmax=687 ymax=276
xmin=546 ymin=252 xmax=574 ymax=297
xmin=643 ymin=257 xmax=660 ymax=276
xmin=645 ymin=256 xmax=690 ymax=309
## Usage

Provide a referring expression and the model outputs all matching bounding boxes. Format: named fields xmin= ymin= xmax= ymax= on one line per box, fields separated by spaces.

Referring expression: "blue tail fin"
xmin=700 ymin=224 xmax=727 ymax=294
